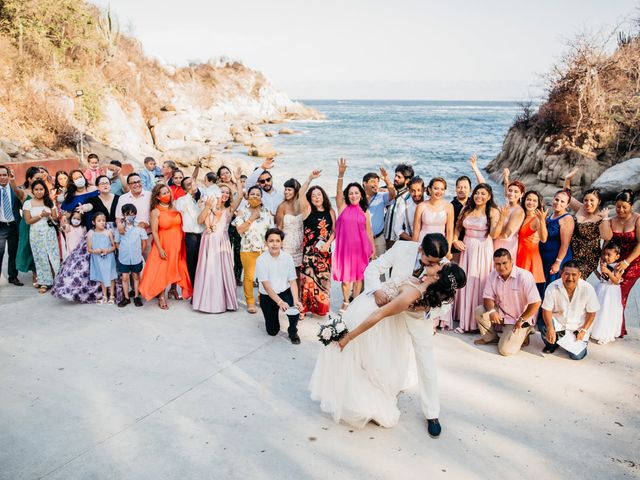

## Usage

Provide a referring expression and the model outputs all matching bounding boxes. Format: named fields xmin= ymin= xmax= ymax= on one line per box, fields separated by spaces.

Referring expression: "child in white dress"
xmin=591 ymin=241 xmax=623 ymax=344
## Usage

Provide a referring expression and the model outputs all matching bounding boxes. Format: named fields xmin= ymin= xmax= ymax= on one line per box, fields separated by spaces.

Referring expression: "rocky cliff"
xmin=0 ymin=0 xmax=322 ymax=169
xmin=487 ymin=29 xmax=640 ymax=200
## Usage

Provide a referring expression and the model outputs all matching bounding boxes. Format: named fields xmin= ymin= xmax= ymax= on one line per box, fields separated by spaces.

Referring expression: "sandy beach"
xmin=0 ymin=274 xmax=638 ymax=480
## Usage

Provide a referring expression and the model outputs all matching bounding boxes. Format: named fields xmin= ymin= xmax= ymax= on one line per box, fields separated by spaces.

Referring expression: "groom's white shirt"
xmin=363 ymin=240 xmax=452 ymax=319
xmin=363 ymin=240 xmax=443 ymax=419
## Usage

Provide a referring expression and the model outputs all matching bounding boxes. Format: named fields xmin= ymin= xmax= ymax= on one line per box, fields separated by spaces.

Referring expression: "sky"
xmin=93 ymin=0 xmax=638 ymax=100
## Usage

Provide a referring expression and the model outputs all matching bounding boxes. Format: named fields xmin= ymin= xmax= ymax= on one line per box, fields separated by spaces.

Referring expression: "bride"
xmin=309 ymin=263 xmax=466 ymax=428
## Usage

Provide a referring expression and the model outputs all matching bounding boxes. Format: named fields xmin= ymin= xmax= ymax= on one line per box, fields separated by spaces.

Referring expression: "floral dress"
xmin=300 ymin=210 xmax=334 ymax=316
xmin=22 ymin=200 xmax=60 ymax=286
xmin=570 ymin=217 xmax=602 ymax=279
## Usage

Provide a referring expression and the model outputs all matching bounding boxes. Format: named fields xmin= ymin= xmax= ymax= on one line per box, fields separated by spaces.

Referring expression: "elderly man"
xmin=474 ymin=248 xmax=541 ymax=355
xmin=539 ymin=260 xmax=599 ymax=360
xmin=245 ymin=157 xmax=284 ymax=215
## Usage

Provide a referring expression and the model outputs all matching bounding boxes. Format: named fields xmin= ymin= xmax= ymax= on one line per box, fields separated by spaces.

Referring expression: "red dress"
xmin=612 ymin=230 xmax=640 ymax=337
xmin=516 ymin=217 xmax=545 ymax=284
xmin=140 ymin=206 xmax=192 ymax=300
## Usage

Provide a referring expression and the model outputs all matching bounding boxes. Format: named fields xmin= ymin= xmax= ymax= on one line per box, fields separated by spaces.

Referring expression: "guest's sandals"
xmin=247 ymin=305 xmax=257 ymax=314
xmin=107 ymin=296 xmax=115 ymax=305
xmin=38 ymin=285 xmax=48 ymax=294
xmin=97 ymin=298 xmax=107 ymax=305
xmin=338 ymin=302 xmax=350 ymax=315
xmin=167 ymin=288 xmax=182 ymax=300
xmin=158 ymin=295 xmax=169 ymax=310
xmin=453 ymin=327 xmax=465 ymax=334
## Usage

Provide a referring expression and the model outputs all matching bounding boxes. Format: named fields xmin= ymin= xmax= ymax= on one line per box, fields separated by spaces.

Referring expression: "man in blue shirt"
xmin=362 ymin=168 xmax=396 ymax=257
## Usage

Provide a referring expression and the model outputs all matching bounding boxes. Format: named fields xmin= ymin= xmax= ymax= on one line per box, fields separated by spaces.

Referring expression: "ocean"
xmin=261 ymin=100 xmax=522 ymax=203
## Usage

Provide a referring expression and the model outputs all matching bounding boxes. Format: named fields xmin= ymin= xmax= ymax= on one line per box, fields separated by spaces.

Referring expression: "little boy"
xmin=140 ymin=156 xmax=162 ymax=192
xmin=114 ymin=203 xmax=148 ymax=307
xmin=255 ymin=228 xmax=303 ymax=344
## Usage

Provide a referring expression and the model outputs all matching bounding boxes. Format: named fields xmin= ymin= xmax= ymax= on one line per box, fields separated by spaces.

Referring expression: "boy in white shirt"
xmin=255 ymin=228 xmax=303 ymax=344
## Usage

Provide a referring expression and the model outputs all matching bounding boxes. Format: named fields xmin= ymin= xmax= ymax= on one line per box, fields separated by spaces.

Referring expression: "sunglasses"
xmin=258 ymin=178 xmax=272 ymax=184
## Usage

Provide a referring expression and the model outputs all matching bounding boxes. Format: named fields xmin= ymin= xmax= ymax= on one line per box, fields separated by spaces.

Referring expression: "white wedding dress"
xmin=309 ymin=277 xmax=422 ymax=428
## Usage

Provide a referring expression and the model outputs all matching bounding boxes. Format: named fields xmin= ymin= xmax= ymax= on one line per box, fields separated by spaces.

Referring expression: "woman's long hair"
xmin=343 ymin=182 xmax=368 ymax=212
xmin=307 ymin=186 xmax=331 ymax=213
xmin=414 ymin=263 xmax=467 ymax=310
xmin=31 ymin=179 xmax=53 ymax=209
xmin=521 ymin=190 xmax=544 ymax=211
xmin=64 ymin=169 xmax=88 ymax=204
xmin=457 ymin=183 xmax=496 ymax=234
xmin=23 ymin=166 xmax=41 ymax=188
xmin=150 ymin=183 xmax=173 ymax=210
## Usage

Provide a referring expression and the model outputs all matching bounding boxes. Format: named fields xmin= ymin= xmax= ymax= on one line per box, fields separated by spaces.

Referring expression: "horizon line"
xmin=294 ymin=98 xmax=532 ymax=103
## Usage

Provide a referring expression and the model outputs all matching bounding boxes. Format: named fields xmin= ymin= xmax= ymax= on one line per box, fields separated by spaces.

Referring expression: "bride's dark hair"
xmin=414 ymin=263 xmax=467 ymax=310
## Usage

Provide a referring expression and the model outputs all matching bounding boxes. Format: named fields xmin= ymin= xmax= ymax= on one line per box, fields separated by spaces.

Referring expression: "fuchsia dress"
xmin=332 ymin=204 xmax=372 ymax=282
xmin=612 ymin=229 xmax=640 ymax=338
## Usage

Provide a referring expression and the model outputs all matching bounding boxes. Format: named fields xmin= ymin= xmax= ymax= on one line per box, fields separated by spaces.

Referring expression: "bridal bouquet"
xmin=317 ymin=315 xmax=349 ymax=346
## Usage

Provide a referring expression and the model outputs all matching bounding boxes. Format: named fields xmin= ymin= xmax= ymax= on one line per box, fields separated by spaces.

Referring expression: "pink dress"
xmin=418 ymin=204 xmax=446 ymax=242
xmin=494 ymin=207 xmax=519 ymax=259
xmin=64 ymin=225 xmax=86 ymax=257
xmin=455 ymin=215 xmax=494 ymax=331
xmin=332 ymin=204 xmax=372 ymax=282
xmin=192 ymin=210 xmax=238 ymax=313
xmin=419 ymin=204 xmax=453 ymax=329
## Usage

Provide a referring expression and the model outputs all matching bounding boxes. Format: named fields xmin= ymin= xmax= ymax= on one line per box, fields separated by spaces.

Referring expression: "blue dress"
xmin=89 ymin=230 xmax=117 ymax=284
xmin=539 ymin=213 xmax=573 ymax=285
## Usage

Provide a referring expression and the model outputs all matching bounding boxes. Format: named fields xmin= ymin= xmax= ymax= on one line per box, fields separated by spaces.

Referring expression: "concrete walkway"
xmin=0 ymin=275 xmax=638 ymax=480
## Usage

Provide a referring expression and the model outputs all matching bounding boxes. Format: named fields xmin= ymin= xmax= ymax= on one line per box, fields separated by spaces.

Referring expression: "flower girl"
xmin=591 ymin=241 xmax=623 ymax=344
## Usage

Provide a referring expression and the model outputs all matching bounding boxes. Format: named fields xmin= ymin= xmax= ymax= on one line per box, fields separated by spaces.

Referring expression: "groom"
xmin=363 ymin=233 xmax=450 ymax=438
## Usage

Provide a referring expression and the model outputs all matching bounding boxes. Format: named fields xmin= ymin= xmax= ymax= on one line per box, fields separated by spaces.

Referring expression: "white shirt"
xmin=115 ymin=190 xmax=152 ymax=225
xmin=246 ymin=168 xmax=284 ymax=215
xmin=175 ymin=194 xmax=205 ymax=234
xmin=0 ymin=183 xmax=13 ymax=222
xmin=542 ymin=278 xmax=600 ymax=332
xmin=255 ymin=250 xmax=297 ymax=295
xmin=394 ymin=195 xmax=422 ymax=239
xmin=200 ymin=184 xmax=222 ymax=200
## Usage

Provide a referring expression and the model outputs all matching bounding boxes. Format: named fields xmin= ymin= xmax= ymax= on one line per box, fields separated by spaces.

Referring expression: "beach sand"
xmin=0 ymin=272 xmax=638 ymax=480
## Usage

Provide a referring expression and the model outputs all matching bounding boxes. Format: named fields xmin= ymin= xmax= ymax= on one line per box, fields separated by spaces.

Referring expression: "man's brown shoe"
xmin=474 ymin=338 xmax=499 ymax=345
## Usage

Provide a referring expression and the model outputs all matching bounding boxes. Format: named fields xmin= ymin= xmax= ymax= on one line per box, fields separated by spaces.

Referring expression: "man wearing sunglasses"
xmin=245 ymin=157 xmax=284 ymax=215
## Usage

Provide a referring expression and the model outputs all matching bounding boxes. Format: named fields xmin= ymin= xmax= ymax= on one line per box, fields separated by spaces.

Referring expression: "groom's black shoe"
xmin=289 ymin=334 xmax=301 ymax=345
xmin=427 ymin=418 xmax=441 ymax=438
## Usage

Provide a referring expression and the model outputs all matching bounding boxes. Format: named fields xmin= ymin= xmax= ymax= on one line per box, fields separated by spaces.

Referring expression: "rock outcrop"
xmin=0 ymin=1 xmax=323 ymax=168
xmin=487 ymin=31 xmax=640 ymax=200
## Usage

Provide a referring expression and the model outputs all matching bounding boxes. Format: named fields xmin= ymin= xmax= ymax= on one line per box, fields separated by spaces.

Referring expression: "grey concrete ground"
xmin=1 ymin=271 xmax=639 ymax=480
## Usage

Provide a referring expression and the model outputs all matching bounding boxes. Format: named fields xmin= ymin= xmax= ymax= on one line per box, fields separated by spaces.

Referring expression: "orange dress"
xmin=516 ymin=216 xmax=545 ymax=283
xmin=140 ymin=206 xmax=193 ymax=300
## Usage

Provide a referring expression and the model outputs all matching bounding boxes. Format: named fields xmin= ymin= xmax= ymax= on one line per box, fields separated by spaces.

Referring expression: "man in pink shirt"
xmin=473 ymin=248 xmax=541 ymax=355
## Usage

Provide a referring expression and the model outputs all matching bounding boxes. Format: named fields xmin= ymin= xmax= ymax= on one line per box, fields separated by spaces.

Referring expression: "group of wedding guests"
xmin=0 ymin=153 xmax=638 ymax=353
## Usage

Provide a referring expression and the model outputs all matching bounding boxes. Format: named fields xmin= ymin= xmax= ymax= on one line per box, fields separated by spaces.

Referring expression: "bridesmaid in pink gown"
xmin=452 ymin=183 xmax=502 ymax=333
xmin=412 ymin=177 xmax=455 ymax=329
xmin=494 ymin=171 xmax=525 ymax=260
xmin=192 ymin=184 xmax=243 ymax=313
xmin=412 ymin=177 xmax=454 ymax=248
xmin=333 ymin=158 xmax=375 ymax=313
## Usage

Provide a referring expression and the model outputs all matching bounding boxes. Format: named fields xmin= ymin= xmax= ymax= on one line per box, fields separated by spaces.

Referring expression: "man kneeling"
xmin=474 ymin=248 xmax=541 ymax=355
xmin=255 ymin=228 xmax=303 ymax=344
xmin=539 ymin=260 xmax=599 ymax=360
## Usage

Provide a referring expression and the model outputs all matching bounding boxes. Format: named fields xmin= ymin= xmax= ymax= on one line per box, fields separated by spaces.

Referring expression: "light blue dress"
xmin=89 ymin=230 xmax=117 ymax=284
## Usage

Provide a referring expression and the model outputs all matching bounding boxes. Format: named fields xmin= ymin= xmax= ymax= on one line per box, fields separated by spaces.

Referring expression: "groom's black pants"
xmin=259 ymin=288 xmax=299 ymax=337
xmin=184 ymin=232 xmax=202 ymax=286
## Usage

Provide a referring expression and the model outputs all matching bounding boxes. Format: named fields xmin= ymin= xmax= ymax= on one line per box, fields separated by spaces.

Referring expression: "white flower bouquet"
xmin=317 ymin=314 xmax=349 ymax=346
